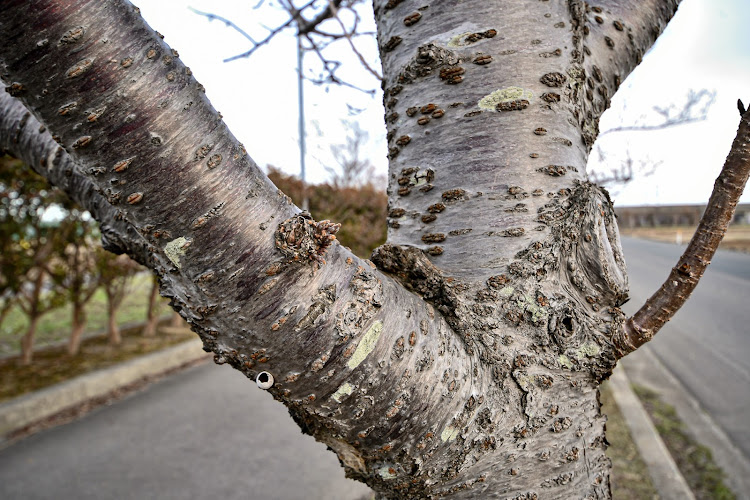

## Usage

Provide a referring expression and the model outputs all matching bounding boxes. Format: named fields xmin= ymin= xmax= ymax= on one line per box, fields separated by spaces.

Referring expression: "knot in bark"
xmin=275 ymin=212 xmax=340 ymax=264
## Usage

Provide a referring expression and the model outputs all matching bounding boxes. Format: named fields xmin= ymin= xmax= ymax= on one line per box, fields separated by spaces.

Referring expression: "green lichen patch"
xmin=498 ymin=286 xmax=515 ymax=298
xmin=479 ymin=87 xmax=533 ymax=110
xmin=567 ymin=66 xmax=585 ymax=82
xmin=347 ymin=321 xmax=383 ymax=369
xmin=524 ymin=300 xmax=548 ymax=324
xmin=441 ymin=425 xmax=460 ymax=442
xmin=576 ymin=342 xmax=600 ymax=360
xmin=331 ymin=382 xmax=354 ymax=403
xmin=558 ymin=354 xmax=573 ymax=369
xmin=164 ymin=237 xmax=191 ymax=269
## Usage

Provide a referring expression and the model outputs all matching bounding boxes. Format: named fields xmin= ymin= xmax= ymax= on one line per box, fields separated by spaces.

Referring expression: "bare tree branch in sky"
xmin=192 ymin=0 xmax=381 ymax=92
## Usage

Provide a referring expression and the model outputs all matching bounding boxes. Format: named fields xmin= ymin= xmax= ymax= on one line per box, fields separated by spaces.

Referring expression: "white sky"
xmin=135 ymin=0 xmax=750 ymax=208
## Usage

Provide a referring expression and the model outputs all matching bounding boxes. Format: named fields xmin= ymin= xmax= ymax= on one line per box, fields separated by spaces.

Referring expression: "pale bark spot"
xmin=164 ymin=236 xmax=191 ymax=269
xmin=331 ymin=382 xmax=354 ymax=402
xmin=347 ymin=321 xmax=383 ymax=369
xmin=440 ymin=425 xmax=460 ymax=442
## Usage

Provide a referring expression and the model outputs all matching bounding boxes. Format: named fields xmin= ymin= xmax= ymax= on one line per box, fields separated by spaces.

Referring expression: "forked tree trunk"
xmin=0 ymin=0 xmax=706 ymax=497
xmin=67 ymin=302 xmax=87 ymax=356
xmin=142 ymin=277 xmax=160 ymax=337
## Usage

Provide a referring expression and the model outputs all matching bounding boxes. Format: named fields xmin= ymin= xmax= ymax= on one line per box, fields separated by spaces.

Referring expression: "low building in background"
xmin=615 ymin=203 xmax=750 ymax=228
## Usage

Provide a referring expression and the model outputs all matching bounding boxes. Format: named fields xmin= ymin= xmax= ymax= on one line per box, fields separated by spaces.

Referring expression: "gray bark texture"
xmin=0 ymin=0 xmax=683 ymax=498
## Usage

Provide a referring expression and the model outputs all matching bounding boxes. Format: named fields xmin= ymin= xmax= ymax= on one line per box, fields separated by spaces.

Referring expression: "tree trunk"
xmin=169 ymin=310 xmax=183 ymax=329
xmin=67 ymin=302 xmax=86 ymax=356
xmin=18 ymin=271 xmax=46 ymax=366
xmin=20 ymin=315 xmax=39 ymax=366
xmin=106 ymin=290 xmax=122 ymax=345
xmin=142 ymin=276 xmax=160 ymax=337
xmin=0 ymin=0 xmax=687 ymax=497
xmin=0 ymin=300 xmax=13 ymax=333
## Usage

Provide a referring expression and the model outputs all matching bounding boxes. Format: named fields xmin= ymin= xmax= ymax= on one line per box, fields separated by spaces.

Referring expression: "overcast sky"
xmin=135 ymin=0 xmax=750 ymax=207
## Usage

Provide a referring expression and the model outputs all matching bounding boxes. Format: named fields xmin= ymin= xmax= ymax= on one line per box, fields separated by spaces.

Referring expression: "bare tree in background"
xmin=326 ymin=120 xmax=375 ymax=187
xmin=1 ymin=1 xmax=749 ymax=498
xmin=193 ymin=0 xmax=381 ymax=90
xmin=589 ymin=89 xmax=715 ymax=189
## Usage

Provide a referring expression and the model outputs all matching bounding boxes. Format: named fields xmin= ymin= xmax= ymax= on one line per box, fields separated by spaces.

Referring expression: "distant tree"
xmin=96 ymin=248 xmax=141 ymax=345
xmin=325 ymin=121 xmax=376 ymax=188
xmin=47 ymin=212 xmax=100 ymax=356
xmin=141 ymin=275 xmax=161 ymax=337
xmin=0 ymin=156 xmax=67 ymax=364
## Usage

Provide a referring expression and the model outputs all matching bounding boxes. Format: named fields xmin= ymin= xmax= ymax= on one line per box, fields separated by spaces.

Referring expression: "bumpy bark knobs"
xmin=275 ymin=212 xmax=341 ymax=264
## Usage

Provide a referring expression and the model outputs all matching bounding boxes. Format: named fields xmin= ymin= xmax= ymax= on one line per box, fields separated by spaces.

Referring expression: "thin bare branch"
xmin=331 ymin=5 xmax=382 ymax=80
xmin=299 ymin=0 xmax=344 ymax=34
xmin=613 ymin=106 xmax=750 ymax=358
xmin=599 ymin=89 xmax=715 ymax=137
xmin=190 ymin=6 xmax=297 ymax=63
xmin=192 ymin=0 xmax=380 ymax=88
xmin=188 ymin=8 xmax=258 ymax=45
xmin=589 ymin=149 xmax=661 ymax=186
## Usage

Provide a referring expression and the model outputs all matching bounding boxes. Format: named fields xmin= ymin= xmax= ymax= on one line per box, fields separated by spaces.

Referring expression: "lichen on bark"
xmin=0 ymin=0 xmax=689 ymax=497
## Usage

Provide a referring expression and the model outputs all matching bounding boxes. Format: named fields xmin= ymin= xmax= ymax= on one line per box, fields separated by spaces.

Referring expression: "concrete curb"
xmin=608 ymin=363 xmax=695 ymax=500
xmin=0 ymin=338 xmax=209 ymax=440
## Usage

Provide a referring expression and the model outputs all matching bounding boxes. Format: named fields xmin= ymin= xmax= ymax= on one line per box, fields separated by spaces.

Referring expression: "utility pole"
xmin=297 ymin=33 xmax=308 ymax=211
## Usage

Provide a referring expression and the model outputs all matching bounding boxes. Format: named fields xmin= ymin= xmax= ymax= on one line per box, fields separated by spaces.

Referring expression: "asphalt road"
xmin=620 ymin=236 xmax=750 ymax=460
xmin=1 ymin=236 xmax=748 ymax=499
xmin=0 ymin=361 xmax=372 ymax=500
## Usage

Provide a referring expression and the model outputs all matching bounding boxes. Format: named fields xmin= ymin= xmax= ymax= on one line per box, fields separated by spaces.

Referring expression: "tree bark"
xmin=0 ymin=0 xmax=688 ymax=497
xmin=18 ymin=271 xmax=45 ymax=366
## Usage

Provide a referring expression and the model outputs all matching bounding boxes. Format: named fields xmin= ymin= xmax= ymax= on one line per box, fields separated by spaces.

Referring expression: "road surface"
xmin=1 ymin=236 xmax=748 ymax=499
xmin=0 ymin=361 xmax=372 ymax=500
xmin=620 ymin=237 xmax=750 ymax=460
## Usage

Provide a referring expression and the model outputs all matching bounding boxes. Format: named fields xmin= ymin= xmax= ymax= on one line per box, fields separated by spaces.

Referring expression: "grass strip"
xmin=0 ymin=321 xmax=194 ymax=403
xmin=633 ymin=385 xmax=736 ymax=500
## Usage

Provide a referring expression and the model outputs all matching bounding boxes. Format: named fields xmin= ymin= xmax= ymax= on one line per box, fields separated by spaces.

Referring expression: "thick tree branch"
xmin=0 ymin=3 xmax=494 ymax=496
xmin=613 ymin=107 xmax=750 ymax=357
xmin=0 ymin=91 xmax=156 ymax=268
xmin=0 ymin=0 xmax=695 ymax=497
